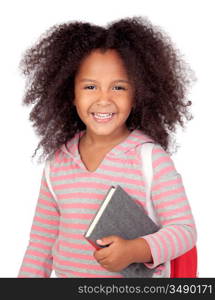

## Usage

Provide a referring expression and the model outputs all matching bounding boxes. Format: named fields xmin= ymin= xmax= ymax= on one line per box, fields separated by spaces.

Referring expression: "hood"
xmin=60 ymin=129 xmax=154 ymax=159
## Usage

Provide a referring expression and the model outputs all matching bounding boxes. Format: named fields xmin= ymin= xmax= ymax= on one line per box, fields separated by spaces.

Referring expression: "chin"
xmin=93 ymin=129 xmax=115 ymax=136
xmin=88 ymin=125 xmax=118 ymax=137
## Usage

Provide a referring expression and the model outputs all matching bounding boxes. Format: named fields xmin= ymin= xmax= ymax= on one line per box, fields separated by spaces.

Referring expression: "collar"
xmin=61 ymin=129 xmax=154 ymax=158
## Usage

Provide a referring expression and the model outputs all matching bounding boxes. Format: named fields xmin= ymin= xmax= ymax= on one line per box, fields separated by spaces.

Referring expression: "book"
xmin=84 ymin=185 xmax=160 ymax=277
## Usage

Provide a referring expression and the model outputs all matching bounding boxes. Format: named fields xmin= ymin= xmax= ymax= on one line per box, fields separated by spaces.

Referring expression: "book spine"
xmin=84 ymin=238 xmax=100 ymax=251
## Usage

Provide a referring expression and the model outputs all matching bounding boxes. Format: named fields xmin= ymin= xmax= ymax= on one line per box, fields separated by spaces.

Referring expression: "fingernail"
xmin=96 ymin=239 xmax=103 ymax=244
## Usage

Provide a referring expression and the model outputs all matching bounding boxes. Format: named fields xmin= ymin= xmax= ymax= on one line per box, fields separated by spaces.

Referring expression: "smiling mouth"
xmin=92 ymin=112 xmax=115 ymax=118
xmin=91 ymin=112 xmax=116 ymax=122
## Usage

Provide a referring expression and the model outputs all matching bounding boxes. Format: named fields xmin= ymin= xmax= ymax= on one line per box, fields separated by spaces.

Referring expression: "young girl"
xmin=18 ymin=16 xmax=197 ymax=278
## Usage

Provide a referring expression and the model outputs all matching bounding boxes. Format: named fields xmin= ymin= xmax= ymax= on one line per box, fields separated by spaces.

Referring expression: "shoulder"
xmin=152 ymin=143 xmax=172 ymax=162
xmin=45 ymin=131 xmax=82 ymax=167
xmin=44 ymin=147 xmax=70 ymax=171
xmin=151 ymin=144 xmax=179 ymax=180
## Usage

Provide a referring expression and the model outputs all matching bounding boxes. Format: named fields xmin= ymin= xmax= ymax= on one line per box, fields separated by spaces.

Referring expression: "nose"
xmin=96 ymin=90 xmax=113 ymax=106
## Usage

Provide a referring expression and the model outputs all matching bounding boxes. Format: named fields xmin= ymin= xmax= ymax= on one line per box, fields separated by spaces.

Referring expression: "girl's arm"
xmin=142 ymin=144 xmax=197 ymax=268
xmin=94 ymin=144 xmax=197 ymax=272
xmin=18 ymin=165 xmax=60 ymax=278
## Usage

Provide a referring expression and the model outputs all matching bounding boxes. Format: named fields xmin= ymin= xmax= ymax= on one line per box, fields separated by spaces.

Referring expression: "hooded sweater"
xmin=18 ymin=129 xmax=197 ymax=278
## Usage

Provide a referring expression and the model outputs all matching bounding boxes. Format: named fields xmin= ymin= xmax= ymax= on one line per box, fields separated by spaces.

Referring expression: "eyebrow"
xmin=79 ymin=78 xmax=130 ymax=84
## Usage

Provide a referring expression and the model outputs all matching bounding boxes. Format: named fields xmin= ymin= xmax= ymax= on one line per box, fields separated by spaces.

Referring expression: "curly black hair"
xmin=19 ymin=16 xmax=195 ymax=163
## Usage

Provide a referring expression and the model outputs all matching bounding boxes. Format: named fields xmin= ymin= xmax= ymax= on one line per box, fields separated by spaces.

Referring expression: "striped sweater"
xmin=18 ymin=129 xmax=197 ymax=278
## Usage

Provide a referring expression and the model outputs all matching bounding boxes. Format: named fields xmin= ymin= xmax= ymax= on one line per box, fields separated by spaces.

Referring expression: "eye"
xmin=84 ymin=85 xmax=96 ymax=90
xmin=113 ymin=86 xmax=127 ymax=91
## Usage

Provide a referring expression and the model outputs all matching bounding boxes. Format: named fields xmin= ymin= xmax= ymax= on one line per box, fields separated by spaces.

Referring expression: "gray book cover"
xmin=84 ymin=185 xmax=160 ymax=278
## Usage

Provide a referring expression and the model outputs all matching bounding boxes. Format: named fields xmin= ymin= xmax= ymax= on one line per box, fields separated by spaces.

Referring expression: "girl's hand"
xmin=93 ymin=235 xmax=136 ymax=272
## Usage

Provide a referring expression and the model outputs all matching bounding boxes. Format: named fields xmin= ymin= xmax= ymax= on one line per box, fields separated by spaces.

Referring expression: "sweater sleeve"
xmin=143 ymin=144 xmax=197 ymax=268
xmin=18 ymin=165 xmax=60 ymax=278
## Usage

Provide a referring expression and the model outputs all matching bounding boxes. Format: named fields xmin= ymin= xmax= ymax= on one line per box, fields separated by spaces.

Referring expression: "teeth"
xmin=93 ymin=113 xmax=114 ymax=119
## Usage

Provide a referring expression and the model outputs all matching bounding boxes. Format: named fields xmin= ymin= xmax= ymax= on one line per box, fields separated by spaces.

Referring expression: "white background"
xmin=0 ymin=0 xmax=214 ymax=277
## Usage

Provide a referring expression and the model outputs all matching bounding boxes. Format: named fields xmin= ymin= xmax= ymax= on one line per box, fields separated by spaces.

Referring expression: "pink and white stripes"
xmin=18 ymin=129 xmax=196 ymax=278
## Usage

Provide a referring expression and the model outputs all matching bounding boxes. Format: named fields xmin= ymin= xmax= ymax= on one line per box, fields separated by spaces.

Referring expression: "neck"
xmin=82 ymin=127 xmax=130 ymax=148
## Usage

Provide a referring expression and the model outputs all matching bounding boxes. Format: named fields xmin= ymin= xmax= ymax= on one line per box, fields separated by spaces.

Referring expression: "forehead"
xmin=76 ymin=49 xmax=129 ymax=78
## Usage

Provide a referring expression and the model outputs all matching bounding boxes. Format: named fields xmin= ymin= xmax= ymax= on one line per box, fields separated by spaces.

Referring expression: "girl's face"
xmin=74 ymin=49 xmax=134 ymax=139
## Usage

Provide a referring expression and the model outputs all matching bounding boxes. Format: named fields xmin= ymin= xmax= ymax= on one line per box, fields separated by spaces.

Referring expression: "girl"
xmin=18 ymin=16 xmax=197 ymax=278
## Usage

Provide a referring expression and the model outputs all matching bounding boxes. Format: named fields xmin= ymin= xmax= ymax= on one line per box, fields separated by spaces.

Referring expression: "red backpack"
xmin=141 ymin=143 xmax=198 ymax=278
xmin=170 ymin=246 xmax=197 ymax=277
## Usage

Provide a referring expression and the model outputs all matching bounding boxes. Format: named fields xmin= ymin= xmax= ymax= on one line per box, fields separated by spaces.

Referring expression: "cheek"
xmin=75 ymin=99 xmax=92 ymax=119
xmin=74 ymin=93 xmax=88 ymax=108
xmin=121 ymin=97 xmax=134 ymax=113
